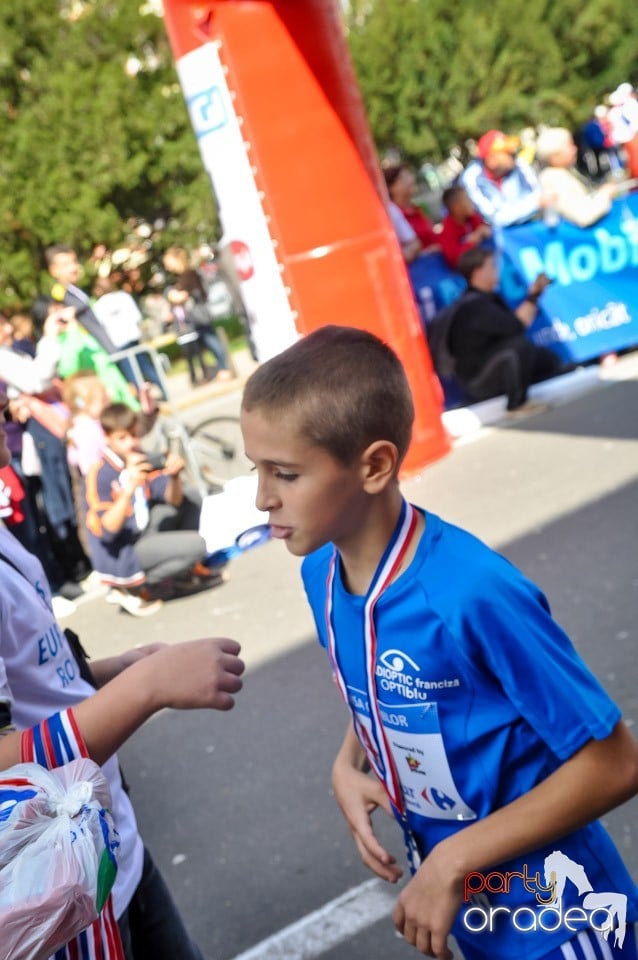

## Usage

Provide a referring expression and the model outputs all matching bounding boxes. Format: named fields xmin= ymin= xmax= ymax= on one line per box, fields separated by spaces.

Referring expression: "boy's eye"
xmin=275 ymin=471 xmax=298 ymax=482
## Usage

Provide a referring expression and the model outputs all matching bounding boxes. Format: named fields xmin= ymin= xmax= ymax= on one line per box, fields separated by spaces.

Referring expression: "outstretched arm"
xmin=0 ymin=638 xmax=245 ymax=770
xmin=393 ymin=720 xmax=638 ymax=957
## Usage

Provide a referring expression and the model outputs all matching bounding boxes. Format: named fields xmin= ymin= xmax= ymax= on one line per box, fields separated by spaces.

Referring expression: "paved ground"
xmin=60 ymin=354 xmax=638 ymax=960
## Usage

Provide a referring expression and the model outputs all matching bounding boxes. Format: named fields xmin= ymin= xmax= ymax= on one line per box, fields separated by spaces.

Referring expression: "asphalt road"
xmin=67 ymin=358 xmax=638 ymax=960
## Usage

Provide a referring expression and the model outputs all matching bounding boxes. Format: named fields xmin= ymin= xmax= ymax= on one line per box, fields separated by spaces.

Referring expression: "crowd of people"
xmin=0 ymin=243 xmax=238 ymax=619
xmin=0 ymin=95 xmax=637 ymax=960
xmin=384 ymin=81 xmax=638 ymax=413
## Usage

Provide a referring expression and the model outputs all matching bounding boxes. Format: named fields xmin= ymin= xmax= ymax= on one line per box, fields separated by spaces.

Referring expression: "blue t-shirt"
xmin=302 ymin=510 xmax=638 ymax=959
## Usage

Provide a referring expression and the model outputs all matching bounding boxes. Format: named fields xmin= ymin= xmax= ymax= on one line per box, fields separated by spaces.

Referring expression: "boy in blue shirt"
xmin=240 ymin=325 xmax=638 ymax=960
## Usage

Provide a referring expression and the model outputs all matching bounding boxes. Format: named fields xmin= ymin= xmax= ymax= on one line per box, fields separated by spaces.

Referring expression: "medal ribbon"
xmin=325 ymin=500 xmax=419 ymax=816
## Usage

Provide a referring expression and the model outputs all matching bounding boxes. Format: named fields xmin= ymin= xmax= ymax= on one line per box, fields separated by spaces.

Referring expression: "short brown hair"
xmin=242 ymin=325 xmax=414 ymax=465
xmin=382 ymin=163 xmax=409 ymax=191
xmin=457 ymin=247 xmax=494 ymax=283
xmin=100 ymin=402 xmax=139 ymax=436
xmin=44 ymin=244 xmax=74 ymax=268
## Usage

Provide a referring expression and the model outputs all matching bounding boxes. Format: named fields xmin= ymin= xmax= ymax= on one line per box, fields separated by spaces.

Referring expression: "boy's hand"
xmin=115 ymin=463 xmax=148 ymax=496
xmin=144 ymin=638 xmax=245 ymax=712
xmin=332 ymin=757 xmax=402 ymax=883
xmin=529 ymin=272 xmax=552 ymax=297
xmin=163 ymin=451 xmax=185 ymax=476
xmin=392 ymin=845 xmax=461 ymax=958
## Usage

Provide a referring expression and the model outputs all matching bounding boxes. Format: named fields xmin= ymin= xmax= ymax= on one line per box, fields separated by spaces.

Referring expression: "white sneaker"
xmin=80 ymin=570 xmax=105 ymax=592
xmin=107 ymin=588 xmax=163 ymax=617
xmin=52 ymin=595 xmax=77 ymax=619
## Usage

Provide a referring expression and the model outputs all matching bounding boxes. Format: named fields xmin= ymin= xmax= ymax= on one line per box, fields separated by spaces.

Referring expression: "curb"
xmin=442 ymin=355 xmax=638 ymax=442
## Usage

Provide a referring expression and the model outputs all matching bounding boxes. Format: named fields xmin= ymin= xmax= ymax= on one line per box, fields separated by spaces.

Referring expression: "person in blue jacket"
xmin=240 ymin=324 xmax=638 ymax=960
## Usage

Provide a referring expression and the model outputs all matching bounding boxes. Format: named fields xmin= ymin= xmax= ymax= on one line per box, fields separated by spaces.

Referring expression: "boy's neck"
xmin=336 ymin=489 xmax=424 ymax=596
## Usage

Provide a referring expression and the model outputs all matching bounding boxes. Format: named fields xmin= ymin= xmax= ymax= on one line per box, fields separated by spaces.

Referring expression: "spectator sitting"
xmin=537 ymin=127 xmax=618 ymax=228
xmin=84 ymin=402 xmax=215 ymax=615
xmin=447 ymin=247 xmax=569 ymax=416
xmin=460 ymin=129 xmax=545 ymax=227
xmin=383 ymin=163 xmax=441 ymax=263
xmin=439 ymin=185 xmax=492 ymax=269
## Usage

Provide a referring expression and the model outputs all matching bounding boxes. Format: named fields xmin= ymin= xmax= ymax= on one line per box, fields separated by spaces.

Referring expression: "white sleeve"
xmin=388 ymin=202 xmax=417 ymax=244
xmin=0 ymin=340 xmax=60 ymax=394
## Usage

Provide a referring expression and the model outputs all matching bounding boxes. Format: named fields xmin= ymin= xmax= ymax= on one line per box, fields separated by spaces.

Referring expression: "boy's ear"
xmin=360 ymin=440 xmax=400 ymax=493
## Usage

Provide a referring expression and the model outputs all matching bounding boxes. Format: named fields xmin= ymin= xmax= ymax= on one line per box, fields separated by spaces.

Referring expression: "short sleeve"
xmin=463 ymin=563 xmax=620 ymax=761
xmin=388 ymin=203 xmax=417 ymax=244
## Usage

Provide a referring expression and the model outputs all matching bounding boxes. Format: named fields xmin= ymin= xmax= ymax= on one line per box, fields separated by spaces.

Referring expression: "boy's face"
xmin=241 ymin=407 xmax=369 ymax=557
xmin=454 ymin=190 xmax=475 ymax=219
xmin=106 ymin=428 xmax=138 ymax=462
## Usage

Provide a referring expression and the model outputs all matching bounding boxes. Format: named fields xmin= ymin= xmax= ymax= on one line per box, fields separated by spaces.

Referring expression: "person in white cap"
xmin=536 ymin=127 xmax=618 ymax=227
xmin=608 ymin=83 xmax=638 ymax=178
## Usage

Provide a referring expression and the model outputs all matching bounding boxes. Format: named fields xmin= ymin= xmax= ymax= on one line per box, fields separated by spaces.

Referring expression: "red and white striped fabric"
xmin=20 ymin=709 xmax=124 ymax=960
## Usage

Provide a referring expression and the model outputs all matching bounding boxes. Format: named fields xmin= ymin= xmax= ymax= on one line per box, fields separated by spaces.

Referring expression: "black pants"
xmin=135 ymin=488 xmax=205 ymax=585
xmin=462 ymin=335 xmax=563 ymax=410
xmin=118 ymin=848 xmax=204 ymax=960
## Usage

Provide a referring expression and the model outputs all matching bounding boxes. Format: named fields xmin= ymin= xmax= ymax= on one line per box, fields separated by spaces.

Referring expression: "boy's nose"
xmin=255 ymin=477 xmax=280 ymax=513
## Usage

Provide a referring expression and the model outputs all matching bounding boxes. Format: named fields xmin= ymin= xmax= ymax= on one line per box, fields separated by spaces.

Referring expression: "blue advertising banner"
xmin=499 ymin=193 xmax=638 ymax=362
xmin=408 ymin=252 xmax=466 ymax=323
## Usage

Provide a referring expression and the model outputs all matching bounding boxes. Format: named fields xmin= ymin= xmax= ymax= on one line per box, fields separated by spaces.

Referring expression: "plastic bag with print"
xmin=0 ymin=758 xmax=119 ymax=960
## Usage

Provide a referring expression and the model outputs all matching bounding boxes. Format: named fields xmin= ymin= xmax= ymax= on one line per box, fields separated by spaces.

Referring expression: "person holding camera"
xmin=84 ymin=402 xmax=214 ymax=615
xmin=447 ymin=248 xmax=570 ymax=416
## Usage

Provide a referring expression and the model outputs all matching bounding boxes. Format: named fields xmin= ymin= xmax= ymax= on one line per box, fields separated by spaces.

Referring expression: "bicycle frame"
xmin=109 ymin=340 xmax=211 ymax=498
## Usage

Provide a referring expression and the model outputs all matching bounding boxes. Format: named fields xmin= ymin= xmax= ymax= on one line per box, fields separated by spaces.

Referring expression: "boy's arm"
xmin=90 ymin=643 xmax=166 ymax=687
xmin=332 ymin=722 xmax=403 ymax=883
xmin=100 ymin=463 xmax=147 ymax=533
xmin=0 ymin=637 xmax=244 ymax=770
xmin=161 ymin=452 xmax=186 ymax=507
xmin=393 ymin=720 xmax=638 ymax=959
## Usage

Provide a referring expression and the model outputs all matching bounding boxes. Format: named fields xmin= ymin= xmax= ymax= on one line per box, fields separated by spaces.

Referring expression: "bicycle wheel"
xmin=188 ymin=416 xmax=250 ymax=492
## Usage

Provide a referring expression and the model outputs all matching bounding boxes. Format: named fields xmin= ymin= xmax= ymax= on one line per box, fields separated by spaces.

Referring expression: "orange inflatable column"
xmin=162 ymin=0 xmax=449 ymax=472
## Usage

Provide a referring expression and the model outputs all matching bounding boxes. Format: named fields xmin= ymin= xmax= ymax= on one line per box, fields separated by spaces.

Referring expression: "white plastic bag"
xmin=0 ymin=759 xmax=119 ymax=960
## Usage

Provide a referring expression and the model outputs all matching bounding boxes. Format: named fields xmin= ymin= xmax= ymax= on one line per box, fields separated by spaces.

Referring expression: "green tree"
xmin=345 ymin=0 xmax=638 ymax=165
xmin=0 ymin=0 xmax=216 ymax=310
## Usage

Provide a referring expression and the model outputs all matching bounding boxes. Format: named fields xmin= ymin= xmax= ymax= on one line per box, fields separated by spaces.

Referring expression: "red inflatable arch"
xmin=162 ymin=0 xmax=449 ymax=472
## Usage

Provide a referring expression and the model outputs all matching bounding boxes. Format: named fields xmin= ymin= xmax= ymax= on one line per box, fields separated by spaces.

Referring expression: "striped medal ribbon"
xmin=325 ymin=499 xmax=423 ymax=871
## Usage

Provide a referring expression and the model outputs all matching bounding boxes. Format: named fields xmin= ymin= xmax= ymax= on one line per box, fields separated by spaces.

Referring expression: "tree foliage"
xmin=0 ymin=0 xmax=216 ymax=310
xmin=345 ymin=0 xmax=638 ymax=165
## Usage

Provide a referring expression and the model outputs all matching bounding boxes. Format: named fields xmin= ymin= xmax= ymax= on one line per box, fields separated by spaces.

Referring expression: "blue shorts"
xmin=460 ymin=924 xmax=637 ymax=960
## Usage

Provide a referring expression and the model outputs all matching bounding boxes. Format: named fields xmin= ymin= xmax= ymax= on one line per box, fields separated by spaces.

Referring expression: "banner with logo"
xmin=408 ymin=253 xmax=466 ymax=324
xmin=175 ymin=43 xmax=298 ymax=362
xmin=499 ymin=193 xmax=638 ymax=362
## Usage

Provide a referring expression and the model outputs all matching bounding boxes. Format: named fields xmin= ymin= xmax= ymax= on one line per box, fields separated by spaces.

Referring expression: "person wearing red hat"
xmin=460 ymin=129 xmax=546 ymax=228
